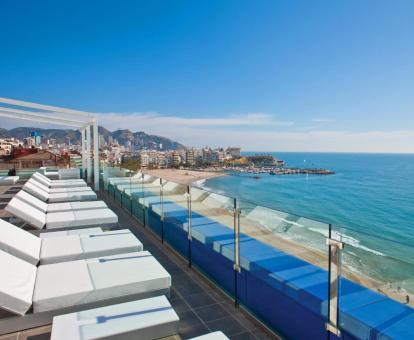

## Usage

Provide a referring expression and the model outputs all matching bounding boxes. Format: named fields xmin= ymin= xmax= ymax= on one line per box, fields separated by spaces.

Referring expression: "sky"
xmin=0 ymin=0 xmax=413 ymax=152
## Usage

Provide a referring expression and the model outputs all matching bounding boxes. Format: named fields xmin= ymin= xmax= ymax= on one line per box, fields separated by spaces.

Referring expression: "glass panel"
xmin=238 ymin=198 xmax=330 ymax=339
xmin=337 ymin=225 xmax=414 ymax=339
xmin=187 ymin=185 xmax=237 ymax=295
xmin=146 ymin=180 xmax=189 ymax=257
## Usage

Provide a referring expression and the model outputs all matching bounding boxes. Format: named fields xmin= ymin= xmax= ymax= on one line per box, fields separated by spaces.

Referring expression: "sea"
xmin=201 ymin=152 xmax=414 ymax=292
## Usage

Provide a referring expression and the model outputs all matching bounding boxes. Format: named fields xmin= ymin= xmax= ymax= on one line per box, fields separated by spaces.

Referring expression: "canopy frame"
xmin=0 ymin=97 xmax=100 ymax=189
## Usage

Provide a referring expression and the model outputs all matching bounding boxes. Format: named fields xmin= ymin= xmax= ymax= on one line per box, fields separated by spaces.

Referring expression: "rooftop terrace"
xmin=0 ymin=177 xmax=277 ymax=340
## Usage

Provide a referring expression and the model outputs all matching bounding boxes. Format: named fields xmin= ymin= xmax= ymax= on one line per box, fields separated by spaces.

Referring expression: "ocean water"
xmin=202 ymin=152 xmax=414 ymax=292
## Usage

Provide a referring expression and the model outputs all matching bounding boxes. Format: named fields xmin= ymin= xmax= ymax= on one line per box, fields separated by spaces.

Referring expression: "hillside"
xmin=0 ymin=127 xmax=184 ymax=151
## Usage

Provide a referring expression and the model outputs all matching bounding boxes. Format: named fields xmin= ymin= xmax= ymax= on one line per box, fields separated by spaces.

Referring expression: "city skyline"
xmin=1 ymin=1 xmax=413 ymax=153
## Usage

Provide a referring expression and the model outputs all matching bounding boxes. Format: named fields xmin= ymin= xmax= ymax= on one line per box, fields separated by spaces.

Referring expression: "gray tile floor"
xmin=0 ymin=184 xmax=280 ymax=340
xmin=101 ymin=190 xmax=280 ymax=339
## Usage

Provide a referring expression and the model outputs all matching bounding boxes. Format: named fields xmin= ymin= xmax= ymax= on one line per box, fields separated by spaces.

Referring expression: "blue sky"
xmin=1 ymin=0 xmax=413 ymax=152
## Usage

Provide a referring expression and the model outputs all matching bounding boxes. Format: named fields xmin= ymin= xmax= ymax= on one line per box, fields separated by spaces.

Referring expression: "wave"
xmin=246 ymin=206 xmax=385 ymax=257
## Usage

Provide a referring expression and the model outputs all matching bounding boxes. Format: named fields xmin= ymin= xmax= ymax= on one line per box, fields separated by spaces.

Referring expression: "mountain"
xmin=0 ymin=127 xmax=185 ymax=151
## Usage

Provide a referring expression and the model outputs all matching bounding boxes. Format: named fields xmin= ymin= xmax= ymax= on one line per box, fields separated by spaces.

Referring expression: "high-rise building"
xmin=185 ymin=148 xmax=196 ymax=166
xmin=31 ymin=131 xmax=42 ymax=146
xmin=172 ymin=151 xmax=181 ymax=167
xmin=99 ymin=135 xmax=106 ymax=148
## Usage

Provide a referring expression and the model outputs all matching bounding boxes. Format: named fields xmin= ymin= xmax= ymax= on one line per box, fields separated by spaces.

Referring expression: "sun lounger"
xmin=0 ymin=219 xmax=142 ymax=265
xmin=5 ymin=197 xmax=118 ymax=230
xmin=108 ymin=174 xmax=156 ymax=186
xmin=32 ymin=172 xmax=86 ymax=188
xmin=39 ymin=227 xmax=104 ymax=238
xmin=50 ymin=296 xmax=179 ymax=340
xmin=28 ymin=178 xmax=92 ymax=193
xmin=0 ymin=176 xmax=19 ymax=185
xmin=23 ymin=181 xmax=97 ymax=202
xmin=189 ymin=332 xmax=229 ymax=340
xmin=15 ymin=190 xmax=108 ymax=213
xmin=0 ymin=250 xmax=171 ymax=317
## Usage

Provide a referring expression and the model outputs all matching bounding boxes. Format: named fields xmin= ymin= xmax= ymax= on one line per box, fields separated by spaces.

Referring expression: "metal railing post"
xmin=142 ymin=172 xmax=146 ymax=228
xmin=233 ymin=198 xmax=241 ymax=307
xmin=326 ymin=224 xmax=343 ymax=337
xmin=129 ymin=172 xmax=132 ymax=215
xmin=187 ymin=185 xmax=192 ymax=268
xmin=160 ymin=178 xmax=164 ymax=243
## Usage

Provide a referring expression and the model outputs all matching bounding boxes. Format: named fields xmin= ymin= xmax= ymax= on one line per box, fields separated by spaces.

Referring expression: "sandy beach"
xmin=144 ymin=169 xmax=225 ymax=185
xmin=150 ymin=188 xmax=413 ymax=307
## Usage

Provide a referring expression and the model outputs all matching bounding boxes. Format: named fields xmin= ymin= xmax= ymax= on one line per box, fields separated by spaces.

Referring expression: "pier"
xmin=224 ymin=167 xmax=335 ymax=176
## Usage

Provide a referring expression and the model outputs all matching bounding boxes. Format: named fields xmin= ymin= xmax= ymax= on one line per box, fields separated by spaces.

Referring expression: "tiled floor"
xmin=0 ymin=185 xmax=280 ymax=340
xmin=101 ymin=190 xmax=280 ymax=339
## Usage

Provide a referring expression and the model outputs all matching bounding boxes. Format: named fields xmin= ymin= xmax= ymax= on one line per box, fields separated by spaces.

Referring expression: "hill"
xmin=0 ymin=127 xmax=184 ymax=151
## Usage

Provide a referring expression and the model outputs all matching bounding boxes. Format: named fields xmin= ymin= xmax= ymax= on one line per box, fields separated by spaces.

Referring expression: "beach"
xmin=144 ymin=168 xmax=225 ymax=185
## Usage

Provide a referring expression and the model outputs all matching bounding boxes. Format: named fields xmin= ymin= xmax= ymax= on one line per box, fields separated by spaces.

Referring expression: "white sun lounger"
xmin=0 ymin=250 xmax=171 ymax=316
xmin=15 ymin=190 xmax=108 ymax=213
xmin=32 ymin=172 xmax=86 ymax=188
xmin=189 ymin=332 xmax=230 ymax=340
xmin=28 ymin=178 xmax=92 ymax=193
xmin=5 ymin=197 xmax=118 ymax=230
xmin=0 ymin=219 xmax=142 ymax=265
xmin=51 ymin=296 xmax=179 ymax=340
xmin=0 ymin=176 xmax=19 ymax=185
xmin=23 ymin=181 xmax=97 ymax=202
xmin=39 ymin=228 xmax=104 ymax=239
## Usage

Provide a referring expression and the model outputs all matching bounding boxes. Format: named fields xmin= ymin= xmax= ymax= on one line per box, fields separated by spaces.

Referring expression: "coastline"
xmin=157 ymin=186 xmax=413 ymax=307
xmin=144 ymin=168 xmax=225 ymax=185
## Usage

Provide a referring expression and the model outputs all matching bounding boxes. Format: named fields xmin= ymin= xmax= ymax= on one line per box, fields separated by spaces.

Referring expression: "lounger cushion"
xmin=48 ymin=191 xmax=97 ymax=203
xmin=33 ymin=251 xmax=171 ymax=312
xmin=45 ymin=209 xmax=118 ymax=229
xmin=189 ymin=332 xmax=230 ymax=340
xmin=29 ymin=179 xmax=92 ymax=193
xmin=39 ymin=227 xmax=103 ymax=239
xmin=24 ymin=181 xmax=97 ymax=202
xmin=14 ymin=190 xmax=107 ymax=213
xmin=35 ymin=172 xmax=83 ymax=183
xmin=23 ymin=181 xmax=49 ymax=201
xmin=0 ymin=176 xmax=19 ymax=185
xmin=47 ymin=201 xmax=107 ymax=213
xmin=6 ymin=197 xmax=46 ymax=229
xmin=40 ymin=230 xmax=143 ymax=264
xmin=33 ymin=173 xmax=86 ymax=188
xmin=0 ymin=250 xmax=37 ymax=315
xmin=50 ymin=296 xmax=179 ymax=340
xmin=0 ymin=219 xmax=41 ymax=265
xmin=6 ymin=197 xmax=117 ymax=229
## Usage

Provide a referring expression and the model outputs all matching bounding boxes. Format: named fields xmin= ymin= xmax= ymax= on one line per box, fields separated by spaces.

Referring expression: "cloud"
xmin=95 ymin=112 xmax=294 ymax=129
xmin=93 ymin=111 xmax=414 ymax=153
xmin=311 ymin=118 xmax=334 ymax=123
xmin=2 ymin=111 xmax=413 ymax=153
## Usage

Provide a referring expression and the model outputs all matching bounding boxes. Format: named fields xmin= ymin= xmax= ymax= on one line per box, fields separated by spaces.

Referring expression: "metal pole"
xmin=93 ymin=119 xmax=99 ymax=190
xmin=187 ymin=185 xmax=192 ymax=267
xmin=326 ymin=224 xmax=343 ymax=337
xmin=81 ymin=128 xmax=86 ymax=179
xmin=233 ymin=198 xmax=241 ymax=307
xmin=160 ymin=178 xmax=164 ymax=243
xmin=86 ymin=125 xmax=92 ymax=183
xmin=142 ymin=172 xmax=146 ymax=228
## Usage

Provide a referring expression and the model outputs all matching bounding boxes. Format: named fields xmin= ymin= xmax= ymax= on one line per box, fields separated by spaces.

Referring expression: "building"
xmin=99 ymin=134 xmax=106 ymax=148
xmin=226 ymin=147 xmax=241 ymax=158
xmin=185 ymin=148 xmax=196 ymax=166
xmin=172 ymin=150 xmax=181 ymax=167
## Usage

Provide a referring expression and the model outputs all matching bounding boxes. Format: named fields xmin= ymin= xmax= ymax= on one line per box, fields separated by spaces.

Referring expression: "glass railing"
xmin=237 ymin=198 xmax=330 ymax=339
xmin=335 ymin=225 xmax=414 ymax=339
xmin=103 ymin=166 xmax=414 ymax=339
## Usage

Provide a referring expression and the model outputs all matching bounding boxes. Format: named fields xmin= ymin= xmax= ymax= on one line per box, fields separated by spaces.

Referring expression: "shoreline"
xmin=144 ymin=169 xmax=225 ymax=185
xmin=156 ymin=190 xmax=413 ymax=307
